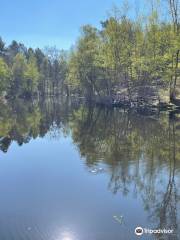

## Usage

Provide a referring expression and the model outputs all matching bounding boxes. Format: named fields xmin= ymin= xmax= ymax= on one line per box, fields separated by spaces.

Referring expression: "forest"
xmin=0 ymin=0 xmax=180 ymax=109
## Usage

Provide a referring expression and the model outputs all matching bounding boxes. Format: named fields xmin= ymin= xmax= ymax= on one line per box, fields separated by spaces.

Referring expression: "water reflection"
xmin=55 ymin=229 xmax=78 ymax=240
xmin=0 ymin=98 xmax=179 ymax=239
xmin=0 ymin=98 xmax=73 ymax=153
xmin=69 ymin=106 xmax=180 ymax=239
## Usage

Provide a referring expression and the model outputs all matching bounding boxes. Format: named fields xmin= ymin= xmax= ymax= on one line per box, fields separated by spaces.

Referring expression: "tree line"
xmin=0 ymin=0 xmax=180 ymax=107
xmin=66 ymin=0 xmax=180 ymax=106
xmin=0 ymin=39 xmax=67 ymax=98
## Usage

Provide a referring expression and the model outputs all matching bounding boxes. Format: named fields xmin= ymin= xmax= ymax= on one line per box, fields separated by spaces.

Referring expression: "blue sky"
xmin=0 ymin=0 xmax=146 ymax=49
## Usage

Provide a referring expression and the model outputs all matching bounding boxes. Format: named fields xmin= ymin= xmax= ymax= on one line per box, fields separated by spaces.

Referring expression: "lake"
xmin=0 ymin=98 xmax=179 ymax=240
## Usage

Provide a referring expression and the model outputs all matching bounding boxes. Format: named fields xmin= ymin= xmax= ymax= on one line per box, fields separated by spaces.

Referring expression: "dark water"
xmin=0 ymin=99 xmax=180 ymax=240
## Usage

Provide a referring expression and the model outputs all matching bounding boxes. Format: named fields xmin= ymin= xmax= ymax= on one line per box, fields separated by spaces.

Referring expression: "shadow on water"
xmin=0 ymin=98 xmax=180 ymax=239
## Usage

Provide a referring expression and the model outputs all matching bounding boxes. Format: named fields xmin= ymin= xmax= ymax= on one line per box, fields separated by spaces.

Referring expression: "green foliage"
xmin=11 ymin=53 xmax=27 ymax=96
xmin=0 ymin=0 xmax=180 ymax=104
xmin=0 ymin=38 xmax=68 ymax=98
xmin=70 ymin=25 xmax=101 ymax=98
xmin=0 ymin=58 xmax=11 ymax=94
xmin=66 ymin=3 xmax=180 ymax=104
xmin=24 ymin=54 xmax=39 ymax=94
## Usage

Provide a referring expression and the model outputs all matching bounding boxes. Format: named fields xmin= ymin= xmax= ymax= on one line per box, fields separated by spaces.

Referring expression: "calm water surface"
xmin=0 ymin=99 xmax=179 ymax=240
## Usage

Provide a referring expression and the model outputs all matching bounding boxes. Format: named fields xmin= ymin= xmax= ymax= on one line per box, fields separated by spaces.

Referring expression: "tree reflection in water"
xmin=0 ymin=98 xmax=179 ymax=239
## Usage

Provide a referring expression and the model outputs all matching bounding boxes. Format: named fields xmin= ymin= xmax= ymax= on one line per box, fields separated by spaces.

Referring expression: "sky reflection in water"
xmin=0 ymin=99 xmax=179 ymax=240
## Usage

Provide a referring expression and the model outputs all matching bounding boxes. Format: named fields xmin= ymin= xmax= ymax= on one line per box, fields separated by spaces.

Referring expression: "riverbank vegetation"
xmin=0 ymin=40 xmax=67 ymax=98
xmin=0 ymin=0 xmax=180 ymax=108
xmin=67 ymin=0 xmax=180 ymax=107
